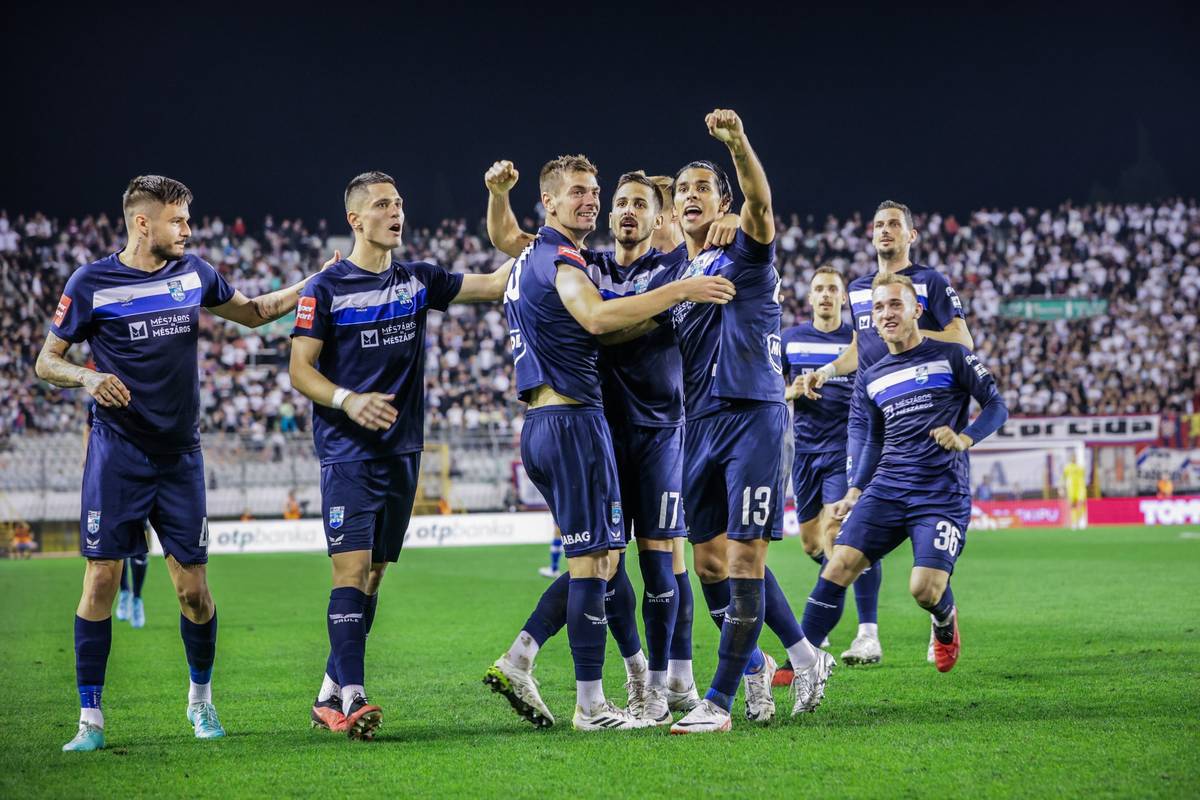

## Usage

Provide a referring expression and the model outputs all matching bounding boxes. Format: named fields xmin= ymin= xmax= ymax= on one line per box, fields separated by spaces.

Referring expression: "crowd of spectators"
xmin=2 ymin=198 xmax=1197 ymax=443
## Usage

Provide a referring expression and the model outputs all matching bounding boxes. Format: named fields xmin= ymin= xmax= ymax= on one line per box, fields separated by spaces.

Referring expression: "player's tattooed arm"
xmin=455 ymin=258 xmax=515 ymax=304
xmin=556 ymin=265 xmax=735 ymax=336
xmin=800 ymin=334 xmax=859 ymax=400
xmin=289 ymin=336 xmax=397 ymax=431
xmin=706 ymin=109 xmax=774 ymax=245
xmin=919 ymin=317 xmax=975 ymax=350
xmin=211 ymin=251 xmax=342 ymax=327
xmin=35 ymin=332 xmax=131 ymax=407
xmin=485 ymin=160 xmax=536 ymax=258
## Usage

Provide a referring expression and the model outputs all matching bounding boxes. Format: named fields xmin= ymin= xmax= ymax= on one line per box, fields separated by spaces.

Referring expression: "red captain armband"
xmin=52 ymin=294 xmax=72 ymax=326
xmin=296 ymin=296 xmax=316 ymax=329
xmin=556 ymin=246 xmax=587 ymax=268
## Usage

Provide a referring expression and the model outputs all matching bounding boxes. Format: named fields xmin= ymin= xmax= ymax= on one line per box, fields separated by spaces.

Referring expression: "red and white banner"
xmin=972 ymin=499 xmax=1068 ymax=528
xmin=1087 ymin=495 xmax=1200 ymax=526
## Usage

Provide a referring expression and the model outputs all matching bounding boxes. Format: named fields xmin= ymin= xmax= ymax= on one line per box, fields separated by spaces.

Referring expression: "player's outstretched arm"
xmin=289 ymin=336 xmax=397 ymax=431
xmin=455 ymin=258 xmax=515 ymax=304
xmin=486 ymin=160 xmax=536 ymax=258
xmin=35 ymin=332 xmax=130 ymax=407
xmin=210 ymin=250 xmax=342 ymax=328
xmin=555 ymin=265 xmax=734 ymax=336
xmin=707 ymin=109 xmax=774 ymax=245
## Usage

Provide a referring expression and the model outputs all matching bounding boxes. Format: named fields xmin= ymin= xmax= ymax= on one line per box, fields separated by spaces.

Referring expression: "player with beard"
xmin=39 ymin=175 xmax=329 ymax=752
xmin=798 ymin=200 xmax=972 ymax=661
xmin=797 ymin=273 xmax=1007 ymax=682
xmin=639 ymin=110 xmax=832 ymax=734
xmin=483 ymin=155 xmax=736 ymax=731
xmin=485 ymin=165 xmax=739 ymax=724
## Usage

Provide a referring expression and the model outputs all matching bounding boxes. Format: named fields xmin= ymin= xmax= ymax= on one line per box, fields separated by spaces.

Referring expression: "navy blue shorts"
xmin=684 ymin=402 xmax=788 ymax=544
xmin=792 ymin=448 xmax=848 ymax=523
xmin=521 ymin=406 xmax=624 ymax=557
xmin=81 ymin=423 xmax=209 ymax=565
xmin=835 ymin=487 xmax=971 ymax=573
xmin=610 ymin=420 xmax=686 ymax=540
xmin=320 ymin=453 xmax=420 ymax=562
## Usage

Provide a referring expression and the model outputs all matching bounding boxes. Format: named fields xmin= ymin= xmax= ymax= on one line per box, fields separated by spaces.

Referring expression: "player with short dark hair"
xmin=290 ymin=170 xmax=515 ymax=740
xmin=38 ymin=174 xmax=328 ymax=752
xmin=798 ymin=273 xmax=1008 ymax=686
xmin=777 ymin=266 xmax=883 ymax=677
xmin=482 ymin=154 xmax=736 ymax=731
xmin=799 ymin=199 xmax=972 ymax=661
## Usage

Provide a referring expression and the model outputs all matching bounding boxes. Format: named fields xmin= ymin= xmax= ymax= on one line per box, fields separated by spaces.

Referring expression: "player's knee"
xmin=692 ymin=545 xmax=727 ymax=583
xmin=821 ymin=551 xmax=861 ymax=586
xmin=175 ymin=583 xmax=212 ymax=614
xmin=909 ymin=580 xmax=941 ymax=608
xmin=366 ymin=564 xmax=387 ymax=595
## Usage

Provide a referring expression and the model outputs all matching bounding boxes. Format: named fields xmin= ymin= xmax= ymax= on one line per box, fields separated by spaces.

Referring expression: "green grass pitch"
xmin=1 ymin=525 xmax=1198 ymax=798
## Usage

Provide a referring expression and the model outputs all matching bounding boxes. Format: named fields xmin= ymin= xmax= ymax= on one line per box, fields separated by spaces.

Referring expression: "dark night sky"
xmin=6 ymin=2 xmax=1199 ymax=229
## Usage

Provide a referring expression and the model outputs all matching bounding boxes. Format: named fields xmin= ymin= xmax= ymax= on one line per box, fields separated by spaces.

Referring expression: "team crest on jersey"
xmin=168 ymin=279 xmax=186 ymax=302
xmin=611 ymin=501 xmax=622 ymax=525
xmin=395 ymin=286 xmax=412 ymax=306
xmin=633 ymin=273 xmax=651 ymax=294
xmin=766 ymin=333 xmax=782 ymax=374
xmin=86 ymin=510 xmax=101 ymax=534
xmin=915 ymin=366 xmax=929 ymax=385
xmin=329 ymin=506 xmax=345 ymax=529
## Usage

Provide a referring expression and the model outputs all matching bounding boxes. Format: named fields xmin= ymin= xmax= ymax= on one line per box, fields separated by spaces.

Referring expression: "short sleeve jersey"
xmin=781 ymin=321 xmax=854 ymax=452
xmin=855 ymin=338 xmax=1001 ymax=497
xmin=504 ymin=226 xmax=603 ymax=407
xmin=649 ymin=229 xmax=784 ymax=419
xmin=292 ymin=258 xmax=462 ymax=465
xmin=588 ymin=245 xmax=687 ymax=428
xmin=848 ymin=264 xmax=965 ymax=370
xmin=50 ymin=253 xmax=235 ymax=454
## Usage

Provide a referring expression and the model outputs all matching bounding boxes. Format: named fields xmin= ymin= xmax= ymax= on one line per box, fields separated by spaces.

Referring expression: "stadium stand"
xmin=2 ymin=200 xmax=1198 ymax=520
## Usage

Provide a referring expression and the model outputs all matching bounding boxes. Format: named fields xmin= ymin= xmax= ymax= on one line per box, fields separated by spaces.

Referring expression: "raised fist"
xmin=485 ymin=160 xmax=519 ymax=194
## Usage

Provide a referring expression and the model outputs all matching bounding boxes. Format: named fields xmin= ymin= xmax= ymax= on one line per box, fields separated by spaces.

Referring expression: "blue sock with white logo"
xmin=605 ymin=552 xmax=642 ymax=660
xmin=130 ymin=556 xmax=148 ymax=598
xmin=75 ymin=615 xmax=111 ymax=724
xmin=763 ymin=566 xmax=804 ymax=648
xmin=930 ymin=583 xmax=956 ymax=643
xmin=669 ymin=571 xmax=694 ymax=661
xmin=522 ymin=571 xmax=569 ymax=646
xmin=801 ymin=577 xmax=847 ymax=649
xmin=853 ymin=561 xmax=881 ymax=625
xmin=324 ymin=590 xmax=379 ymax=690
xmin=549 ymin=536 xmax=563 ymax=572
xmin=638 ymin=550 xmax=677 ymax=672
xmin=706 ymin=578 xmax=766 ymax=711
xmin=566 ymin=578 xmax=607 ymax=682
xmin=327 ymin=588 xmax=367 ymax=688
xmin=700 ymin=578 xmax=766 ymax=674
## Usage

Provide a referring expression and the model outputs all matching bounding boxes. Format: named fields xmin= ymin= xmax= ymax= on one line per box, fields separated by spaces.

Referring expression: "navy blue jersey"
xmin=781 ymin=321 xmax=854 ymax=452
xmin=588 ymin=245 xmax=687 ymax=428
xmin=50 ymin=253 xmax=235 ymax=454
xmin=292 ymin=258 xmax=462 ymax=465
xmin=650 ymin=230 xmax=784 ymax=419
xmin=505 ymin=227 xmax=602 ymax=406
xmin=854 ymin=338 xmax=1004 ymax=497
xmin=848 ymin=264 xmax=965 ymax=370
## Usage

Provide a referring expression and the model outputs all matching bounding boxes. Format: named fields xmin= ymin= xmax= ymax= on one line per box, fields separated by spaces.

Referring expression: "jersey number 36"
xmin=933 ymin=520 xmax=962 ymax=556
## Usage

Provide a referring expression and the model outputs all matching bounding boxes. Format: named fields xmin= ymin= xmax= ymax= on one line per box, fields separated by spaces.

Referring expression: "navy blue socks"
xmin=74 ymin=615 xmax=111 ymax=713
xmin=180 ymin=610 xmax=217 ymax=685
xmin=854 ymin=561 xmax=882 ymax=625
xmin=800 ymin=576 xmax=848 ymax=649
xmin=669 ymin=570 xmax=694 ymax=662
xmin=327 ymin=588 xmax=367 ymax=688
xmin=523 ymin=571 xmax=569 ymax=646
xmin=763 ymin=566 xmax=804 ymax=648
xmin=567 ymin=577 xmax=607 ymax=681
xmin=638 ymin=550 xmax=677 ymax=671
xmin=705 ymin=578 xmax=766 ymax=711
xmin=604 ymin=552 xmax=642 ymax=659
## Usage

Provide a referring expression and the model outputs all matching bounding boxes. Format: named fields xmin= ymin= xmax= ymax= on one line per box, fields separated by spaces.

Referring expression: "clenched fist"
xmin=485 ymin=160 xmax=519 ymax=195
xmin=705 ymin=109 xmax=745 ymax=145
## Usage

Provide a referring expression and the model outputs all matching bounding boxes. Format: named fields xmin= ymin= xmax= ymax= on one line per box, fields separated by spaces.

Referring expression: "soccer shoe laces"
xmin=193 ymin=701 xmax=220 ymax=728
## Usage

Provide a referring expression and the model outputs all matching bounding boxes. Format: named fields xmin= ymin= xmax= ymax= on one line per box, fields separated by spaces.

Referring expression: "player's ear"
xmin=652 ymin=212 xmax=664 ymax=231
xmin=720 ymin=195 xmax=732 ymax=214
xmin=541 ymin=191 xmax=555 ymax=217
xmin=346 ymin=209 xmax=361 ymax=233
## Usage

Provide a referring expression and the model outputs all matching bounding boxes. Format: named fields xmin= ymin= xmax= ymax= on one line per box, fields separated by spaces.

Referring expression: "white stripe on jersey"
xmin=330 ymin=277 xmax=428 ymax=313
xmin=865 ymin=358 xmax=952 ymax=399
xmin=850 ymin=282 xmax=929 ymax=307
xmin=92 ymin=270 xmax=202 ymax=310
xmin=785 ymin=341 xmax=847 ymax=355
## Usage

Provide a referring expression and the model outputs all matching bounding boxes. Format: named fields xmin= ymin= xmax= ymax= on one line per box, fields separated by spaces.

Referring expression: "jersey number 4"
xmin=933 ymin=520 xmax=962 ymax=556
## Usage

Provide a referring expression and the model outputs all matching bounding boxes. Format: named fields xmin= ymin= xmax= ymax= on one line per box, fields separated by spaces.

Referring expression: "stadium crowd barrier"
xmin=972 ymin=495 xmax=1200 ymax=528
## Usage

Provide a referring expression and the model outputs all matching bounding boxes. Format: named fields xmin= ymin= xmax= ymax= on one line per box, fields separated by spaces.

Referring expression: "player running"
xmin=776 ymin=266 xmax=883 ymax=678
xmin=486 ymin=164 xmax=738 ymax=724
xmin=634 ymin=110 xmax=829 ymax=734
xmin=38 ymin=175 xmax=326 ymax=752
xmin=798 ymin=273 xmax=1008 ymax=685
xmin=799 ymin=200 xmax=972 ymax=661
xmin=483 ymin=154 xmax=735 ymax=731
xmin=289 ymin=171 xmax=514 ymax=740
